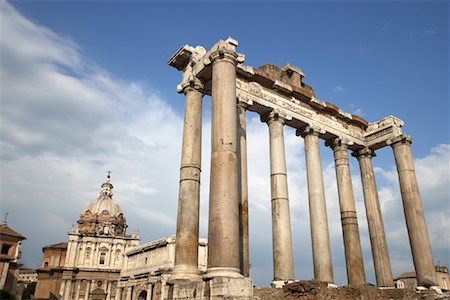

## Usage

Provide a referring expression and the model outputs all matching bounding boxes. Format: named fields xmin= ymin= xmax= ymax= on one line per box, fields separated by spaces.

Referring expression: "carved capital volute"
xmin=261 ymin=110 xmax=291 ymax=125
xmin=237 ymin=101 xmax=249 ymax=111
xmin=296 ymin=125 xmax=325 ymax=138
xmin=325 ymin=137 xmax=350 ymax=151
xmin=388 ymin=134 xmax=413 ymax=148
xmin=207 ymin=37 xmax=245 ymax=66
xmin=351 ymin=147 xmax=376 ymax=160
xmin=177 ymin=77 xmax=205 ymax=94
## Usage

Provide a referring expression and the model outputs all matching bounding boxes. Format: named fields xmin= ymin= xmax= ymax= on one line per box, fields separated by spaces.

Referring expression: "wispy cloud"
xmin=423 ymin=28 xmax=438 ymax=36
xmin=333 ymin=85 xmax=345 ymax=93
xmin=349 ymin=103 xmax=364 ymax=117
xmin=409 ymin=28 xmax=438 ymax=38
xmin=382 ymin=21 xmax=391 ymax=31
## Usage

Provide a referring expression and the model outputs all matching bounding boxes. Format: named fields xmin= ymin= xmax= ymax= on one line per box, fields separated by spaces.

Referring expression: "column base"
xmin=171 ymin=265 xmax=202 ymax=281
xmin=271 ymin=279 xmax=295 ymax=288
xmin=206 ymin=277 xmax=253 ymax=299
xmin=168 ymin=276 xmax=253 ymax=300
xmin=204 ymin=267 xmax=243 ymax=279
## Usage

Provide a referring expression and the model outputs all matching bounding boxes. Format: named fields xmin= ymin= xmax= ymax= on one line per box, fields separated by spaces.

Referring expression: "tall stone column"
xmin=301 ymin=126 xmax=333 ymax=283
xmin=238 ymin=102 xmax=250 ymax=277
xmin=329 ymin=139 xmax=365 ymax=285
xmin=391 ymin=135 xmax=437 ymax=287
xmin=206 ymin=42 xmax=242 ymax=278
xmin=173 ymin=79 xmax=204 ymax=279
xmin=264 ymin=111 xmax=295 ymax=285
xmin=353 ymin=148 xmax=394 ymax=287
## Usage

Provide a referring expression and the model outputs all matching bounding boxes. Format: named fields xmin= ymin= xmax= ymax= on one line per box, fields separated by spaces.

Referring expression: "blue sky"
xmin=1 ymin=0 xmax=449 ymax=287
xmin=12 ymin=1 xmax=449 ymax=157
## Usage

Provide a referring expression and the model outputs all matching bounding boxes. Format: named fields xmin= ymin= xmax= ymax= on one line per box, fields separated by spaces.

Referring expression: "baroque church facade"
xmin=60 ymin=178 xmax=140 ymax=299
xmin=35 ymin=177 xmax=207 ymax=300
xmin=36 ymin=177 xmax=140 ymax=299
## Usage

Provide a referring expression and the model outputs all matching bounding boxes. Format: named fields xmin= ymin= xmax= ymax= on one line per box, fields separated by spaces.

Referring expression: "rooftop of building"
xmin=0 ymin=222 xmax=26 ymax=240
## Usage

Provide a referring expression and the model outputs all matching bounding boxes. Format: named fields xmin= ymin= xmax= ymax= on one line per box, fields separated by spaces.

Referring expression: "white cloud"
xmin=0 ymin=0 xmax=182 ymax=270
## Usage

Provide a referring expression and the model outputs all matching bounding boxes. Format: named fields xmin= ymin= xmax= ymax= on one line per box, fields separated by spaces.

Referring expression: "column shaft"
xmin=173 ymin=84 xmax=203 ymax=278
xmin=331 ymin=141 xmax=365 ymax=285
xmin=126 ymin=287 xmax=132 ymax=300
xmin=85 ymin=280 xmax=91 ymax=300
xmin=64 ymin=280 xmax=72 ymax=300
xmin=303 ymin=129 xmax=333 ymax=283
xmin=391 ymin=136 xmax=437 ymax=287
xmin=238 ymin=103 xmax=250 ymax=277
xmin=207 ymin=49 xmax=241 ymax=277
xmin=355 ymin=149 xmax=394 ymax=287
xmin=267 ymin=113 xmax=294 ymax=282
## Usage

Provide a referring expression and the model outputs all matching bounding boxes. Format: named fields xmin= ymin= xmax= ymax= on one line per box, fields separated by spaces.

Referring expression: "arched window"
xmin=138 ymin=291 xmax=147 ymax=300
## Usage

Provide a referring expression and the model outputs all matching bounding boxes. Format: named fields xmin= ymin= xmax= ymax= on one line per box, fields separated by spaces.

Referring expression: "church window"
xmin=99 ymin=252 xmax=106 ymax=265
xmin=1 ymin=244 xmax=11 ymax=255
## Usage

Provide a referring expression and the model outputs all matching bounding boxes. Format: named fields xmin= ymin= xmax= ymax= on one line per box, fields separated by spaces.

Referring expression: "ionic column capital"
xmin=352 ymin=147 xmax=376 ymax=160
xmin=325 ymin=137 xmax=351 ymax=150
xmin=388 ymin=134 xmax=413 ymax=148
xmin=261 ymin=110 xmax=291 ymax=125
xmin=237 ymin=101 xmax=249 ymax=111
xmin=296 ymin=125 xmax=325 ymax=138
xmin=207 ymin=38 xmax=245 ymax=66
xmin=177 ymin=78 xmax=205 ymax=94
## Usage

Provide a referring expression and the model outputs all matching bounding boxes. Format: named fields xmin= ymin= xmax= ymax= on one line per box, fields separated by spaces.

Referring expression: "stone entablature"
xmin=168 ymin=39 xmax=405 ymax=152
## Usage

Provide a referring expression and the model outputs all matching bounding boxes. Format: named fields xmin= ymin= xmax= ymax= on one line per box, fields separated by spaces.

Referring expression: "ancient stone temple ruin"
xmin=167 ymin=37 xmax=437 ymax=299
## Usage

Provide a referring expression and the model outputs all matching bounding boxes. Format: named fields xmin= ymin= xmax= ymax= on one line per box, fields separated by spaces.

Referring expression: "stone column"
xmin=238 ymin=102 xmax=250 ymax=277
xmin=147 ymin=283 xmax=153 ymax=300
xmin=106 ymin=281 xmax=112 ymax=300
xmin=391 ymin=135 xmax=437 ymax=287
xmin=74 ymin=281 xmax=81 ymax=300
xmin=173 ymin=79 xmax=204 ymax=279
xmin=329 ymin=139 xmax=365 ymax=285
xmin=353 ymin=148 xmax=394 ymax=287
xmin=86 ymin=281 xmax=92 ymax=300
xmin=206 ymin=42 xmax=242 ymax=278
xmin=64 ymin=280 xmax=72 ymax=300
xmin=115 ymin=287 xmax=123 ymax=300
xmin=301 ymin=126 xmax=333 ymax=283
xmin=264 ymin=111 xmax=295 ymax=285
xmin=126 ymin=287 xmax=132 ymax=300
xmin=59 ymin=279 xmax=66 ymax=298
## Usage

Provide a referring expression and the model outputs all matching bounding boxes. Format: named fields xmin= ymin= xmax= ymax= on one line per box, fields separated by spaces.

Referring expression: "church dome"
xmin=77 ymin=175 xmax=127 ymax=236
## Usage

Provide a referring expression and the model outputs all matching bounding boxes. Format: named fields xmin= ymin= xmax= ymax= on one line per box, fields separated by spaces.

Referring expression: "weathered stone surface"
xmin=391 ymin=135 xmax=437 ymax=287
xmin=278 ymin=281 xmax=448 ymax=300
xmin=354 ymin=148 xmax=394 ymax=287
